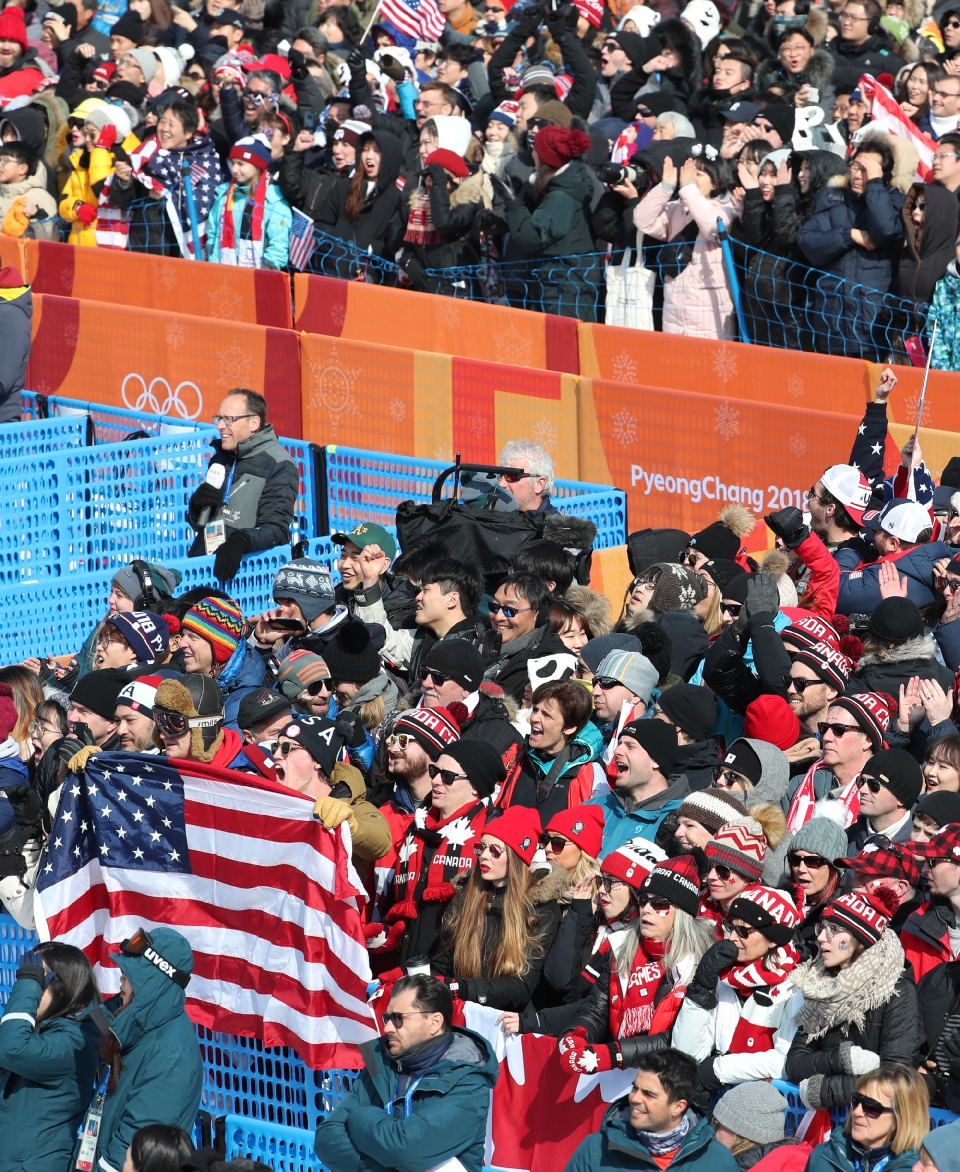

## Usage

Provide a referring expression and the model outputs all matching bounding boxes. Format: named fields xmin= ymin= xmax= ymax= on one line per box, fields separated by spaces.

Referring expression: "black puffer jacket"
xmin=278 ymin=151 xmax=348 ymax=221
xmin=916 ymin=957 xmax=960 ymax=1109
xmin=315 ymin=129 xmax=406 ymax=261
xmin=674 ymin=736 xmax=725 ymax=792
xmin=845 ymin=634 xmax=955 ymax=697
xmin=702 ymin=611 xmax=793 ymax=716
xmin=899 ymin=182 xmax=960 ymax=306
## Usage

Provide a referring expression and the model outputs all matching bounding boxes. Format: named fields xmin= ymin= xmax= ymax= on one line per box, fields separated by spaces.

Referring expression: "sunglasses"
xmin=817 ymin=722 xmax=862 ymax=738
xmin=788 ymin=676 xmax=823 ymax=693
xmin=305 ymin=679 xmax=331 ymax=696
xmin=592 ymin=676 xmax=622 ymax=690
xmin=851 ymin=1092 xmax=894 ymax=1119
xmin=427 ymin=764 xmax=469 ymax=785
xmin=709 ymin=863 xmax=737 ymax=882
xmin=788 ymin=851 xmax=829 ymax=870
xmin=539 ymin=834 xmax=571 ymax=852
xmin=723 ymin=919 xmax=758 ymax=939
xmin=922 ymin=856 xmax=954 ymax=869
xmin=382 ymin=1009 xmax=431 ymax=1029
xmin=243 ymin=90 xmax=267 ymax=104
xmin=856 ymin=775 xmax=885 ymax=794
xmin=488 ymin=601 xmax=532 ymax=618
xmin=473 ymin=839 xmax=505 ymax=859
xmin=943 ymin=579 xmax=960 ymax=594
xmin=712 ymin=767 xmax=744 ymax=787
xmin=637 ymin=893 xmax=673 ymax=912
xmin=947 ymin=18 xmax=960 ymax=26
xmin=386 ymin=733 xmax=417 ymax=749
xmin=720 ymin=601 xmax=742 ymax=617
xmin=276 ymin=740 xmax=308 ymax=756
xmin=419 ymin=666 xmax=455 ymax=685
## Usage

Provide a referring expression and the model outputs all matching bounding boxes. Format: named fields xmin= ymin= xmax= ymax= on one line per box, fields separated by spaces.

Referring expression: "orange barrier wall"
xmin=0 ymin=238 xmax=25 ymax=277
xmin=299 ymin=332 xmax=580 ymax=474
xmin=27 ymin=294 xmax=301 ymax=437
xmin=22 ymin=241 xmax=292 ymax=329
xmin=293 ymin=274 xmax=580 ymax=374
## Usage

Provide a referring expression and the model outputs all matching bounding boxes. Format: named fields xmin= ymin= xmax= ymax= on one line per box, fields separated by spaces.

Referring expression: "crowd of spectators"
xmin=4 ymin=0 xmax=960 ymax=355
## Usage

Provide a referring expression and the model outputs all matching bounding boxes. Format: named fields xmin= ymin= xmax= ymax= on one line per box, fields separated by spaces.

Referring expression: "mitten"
xmin=558 ymin=1028 xmax=620 ymax=1074
xmin=764 ymin=506 xmax=810 ymax=550
xmin=847 ymin=1045 xmax=881 ymax=1075
xmin=799 ymin=1075 xmax=825 ymax=1109
xmin=75 ymin=202 xmax=97 ymax=226
xmin=213 ymin=529 xmax=253 ymax=582
xmin=67 ymin=744 xmax=101 ymax=774
xmin=686 ymin=940 xmax=738 ymax=1009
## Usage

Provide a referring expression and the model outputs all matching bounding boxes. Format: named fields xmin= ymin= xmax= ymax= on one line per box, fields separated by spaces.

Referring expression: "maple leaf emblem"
xmin=440 ymin=817 xmax=474 ymax=849
xmin=577 ymin=1048 xmax=599 ymax=1073
xmin=399 ymin=838 xmax=418 ymax=865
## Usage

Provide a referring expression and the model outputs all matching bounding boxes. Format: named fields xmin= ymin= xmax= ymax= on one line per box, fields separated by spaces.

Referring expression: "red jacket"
xmin=750 ymin=1141 xmax=813 ymax=1172
xmin=791 ymin=531 xmax=840 ymax=618
xmin=901 ymin=900 xmax=953 ymax=981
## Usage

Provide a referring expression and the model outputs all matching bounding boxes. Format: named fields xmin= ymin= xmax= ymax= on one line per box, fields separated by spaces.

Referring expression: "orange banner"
xmin=299 ymin=332 xmax=580 ymax=474
xmin=27 ymin=294 xmax=301 ymax=437
xmin=22 ymin=241 xmax=292 ymax=328
xmin=293 ymin=274 xmax=580 ymax=374
xmin=0 ymin=237 xmax=25 ymax=279
xmin=871 ymin=361 xmax=960 ymax=439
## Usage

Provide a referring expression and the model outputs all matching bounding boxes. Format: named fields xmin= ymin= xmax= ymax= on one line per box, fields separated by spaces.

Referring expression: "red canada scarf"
xmin=717 ymin=943 xmax=800 ymax=1054
xmin=387 ymin=800 xmax=487 ymax=924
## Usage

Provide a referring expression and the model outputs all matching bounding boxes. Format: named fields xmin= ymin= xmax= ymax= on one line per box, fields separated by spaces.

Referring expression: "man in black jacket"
xmin=829 ymin=0 xmax=894 ymax=91
xmin=186 ymin=389 xmax=298 ymax=582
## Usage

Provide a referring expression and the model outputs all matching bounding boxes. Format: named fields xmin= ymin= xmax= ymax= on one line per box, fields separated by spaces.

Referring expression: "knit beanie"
xmin=392 ymin=706 xmax=460 ymax=760
xmin=111 ymin=10 xmax=146 ymax=42
xmin=743 ymin=694 xmax=800 ymax=751
xmin=705 ymin=819 xmax=767 ymax=881
xmin=644 ymin=855 xmax=701 ymax=917
xmin=0 ymin=685 xmax=16 ymax=743
xmin=831 ymin=692 xmax=894 ymax=751
xmin=111 ymin=561 xmax=182 ymax=605
xmin=441 ymin=739 xmax=506 ymax=799
xmin=781 ymin=613 xmax=840 ymax=653
xmin=791 ymin=641 xmax=852 ymax=692
xmin=534 ymin=99 xmax=573 ymax=128
xmin=0 ymin=7 xmax=29 ymax=51
xmin=758 ymin=103 xmax=795 ymax=144
xmin=595 ymin=650 xmax=659 ymax=706
xmin=600 ymin=839 xmax=667 ymax=890
xmin=333 ymin=118 xmax=372 ymax=147
xmin=657 ymin=683 xmax=716 ymax=743
xmin=620 ymin=718 xmax=679 ymax=776
xmin=580 ymin=634 xmax=644 ymax=673
xmin=790 ymin=811 xmax=848 ymax=865
xmin=862 ymin=746 xmax=923 ymax=809
xmin=821 ymin=887 xmax=898 ymax=946
xmin=423 ymin=640 xmax=486 ymax=691
xmin=703 ymin=558 xmax=747 ymax=593
xmin=126 ymin=47 xmax=158 ymax=83
xmin=688 ymin=512 xmax=747 ymax=561
xmin=545 ymin=803 xmax=605 ymax=858
xmin=70 ymin=668 xmax=132 ymax=722
xmin=485 ymin=805 xmax=542 ymax=865
xmin=712 ymin=1082 xmax=788 ymax=1146
xmin=114 ymin=673 xmax=163 ymax=718
xmin=272 ymin=559 xmax=336 ymax=624
xmin=720 ymin=738 xmax=763 ymax=786
xmin=915 ymin=789 xmax=960 ymax=830
xmin=869 ymin=597 xmax=924 ymax=643
xmin=230 ymin=133 xmax=273 ymax=170
xmin=677 ymin=787 xmax=748 ymax=834
xmin=533 ymin=125 xmax=590 ymax=168
xmin=182 ymin=596 xmax=244 ymax=666
xmin=104 ymin=610 xmax=169 ymax=664
xmin=728 ymin=884 xmax=799 ymax=945
xmin=649 ymin=562 xmax=709 ymax=614
xmin=277 ymin=649 xmax=330 ymax=700
xmin=321 ymin=621 xmax=381 ymax=684
xmin=278 ymin=715 xmax=345 ymax=778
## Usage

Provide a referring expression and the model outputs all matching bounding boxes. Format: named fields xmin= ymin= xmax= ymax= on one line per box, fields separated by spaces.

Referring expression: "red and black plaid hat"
xmin=831 ymin=692 xmax=894 ymax=751
xmin=392 ymin=706 xmax=460 ymax=760
xmin=782 ymin=614 xmax=840 ymax=653
xmin=821 ymin=887 xmax=898 ymax=946
xmin=839 ymin=841 xmax=921 ymax=887
xmin=792 ymin=641 xmax=852 ymax=691
xmin=905 ymin=822 xmax=960 ymax=860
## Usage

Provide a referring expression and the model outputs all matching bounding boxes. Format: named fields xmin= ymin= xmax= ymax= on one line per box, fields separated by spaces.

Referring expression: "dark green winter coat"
xmin=96 ymin=927 xmax=203 ymax=1172
xmin=315 ymin=1026 xmax=500 ymax=1172
xmin=805 ymin=1127 xmax=919 ymax=1172
xmin=0 ymin=975 xmax=101 ymax=1172
xmin=566 ymin=1107 xmax=740 ymax=1172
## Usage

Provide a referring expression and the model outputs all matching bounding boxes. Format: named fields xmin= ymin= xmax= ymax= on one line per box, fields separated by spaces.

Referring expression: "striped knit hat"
xmin=601 ymin=839 xmax=666 ymax=891
xmin=644 ymin=855 xmax=701 ymax=917
xmin=705 ymin=818 xmax=767 ymax=881
xmin=594 ymin=649 xmax=658 ymax=706
xmin=791 ymin=640 xmax=852 ymax=692
xmin=728 ymin=884 xmax=799 ymax=945
xmin=831 ymin=692 xmax=893 ymax=751
xmin=781 ymin=613 xmax=840 ymax=653
xmin=677 ymin=787 xmax=748 ymax=834
xmin=277 ymin=649 xmax=330 ymax=699
xmin=392 ymin=706 xmax=460 ymax=760
xmin=821 ymin=887 xmax=898 ymax=946
xmin=182 ymin=596 xmax=244 ymax=665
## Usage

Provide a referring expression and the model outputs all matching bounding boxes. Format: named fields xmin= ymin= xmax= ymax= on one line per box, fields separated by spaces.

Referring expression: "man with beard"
xmin=277 ymin=650 xmax=333 ymax=719
xmin=782 ymin=642 xmax=852 ymax=782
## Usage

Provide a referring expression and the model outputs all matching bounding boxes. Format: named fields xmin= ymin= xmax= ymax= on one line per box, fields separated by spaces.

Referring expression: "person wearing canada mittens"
xmin=671 ymin=883 xmax=803 ymax=1093
xmin=0 ymin=942 xmax=101 ymax=1172
xmin=95 ymin=926 xmax=203 ymax=1172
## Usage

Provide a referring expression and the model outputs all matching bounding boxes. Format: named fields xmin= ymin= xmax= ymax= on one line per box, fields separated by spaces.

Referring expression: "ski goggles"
xmin=119 ymin=926 xmax=190 ymax=988
xmin=154 ymin=709 xmax=221 ymax=736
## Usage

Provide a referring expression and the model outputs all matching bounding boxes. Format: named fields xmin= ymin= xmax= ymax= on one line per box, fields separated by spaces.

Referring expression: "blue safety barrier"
xmin=0 ymin=415 xmax=89 ymax=458
xmin=322 ymin=446 xmax=627 ymax=550
xmin=771 ymin=1081 xmax=959 ymax=1136
xmin=0 ymin=914 xmax=39 ymax=1010
xmin=224 ymin=1114 xmax=322 ymax=1171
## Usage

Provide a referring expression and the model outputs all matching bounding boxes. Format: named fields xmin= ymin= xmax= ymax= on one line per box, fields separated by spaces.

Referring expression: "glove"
xmin=514 ymin=3 xmax=544 ymax=38
xmin=686 ymin=940 xmax=738 ymax=1010
xmin=764 ymin=506 xmax=810 ymax=550
xmin=476 ymin=207 xmax=507 ymax=234
xmin=213 ymin=529 xmax=253 ymax=582
xmin=426 ymin=161 xmax=449 ymax=185
xmin=313 ymin=796 xmax=358 ymax=835
xmin=490 ymin=173 xmax=523 ymax=206
xmin=558 ymin=1028 xmax=621 ymax=1074
xmin=96 ymin=123 xmax=117 ymax=149
xmin=545 ymin=2 xmax=574 ymax=37
xmin=799 ymin=1075 xmax=824 ymax=1110
xmin=743 ymin=572 xmax=781 ymax=622
xmin=60 ymin=722 xmax=97 ymax=769
xmin=334 ymin=710 xmax=367 ymax=749
xmin=347 ymin=46 xmax=367 ymax=81
xmin=697 ymin=1054 xmax=723 ymax=1092
xmin=189 ymin=480 xmax=225 ymax=519
xmin=288 ymin=46 xmax=308 ymax=80
xmin=17 ymin=949 xmax=46 ymax=985
xmin=847 ymin=1045 xmax=881 ymax=1075
xmin=67 ymin=744 xmax=101 ymax=774
xmin=75 ymin=202 xmax=97 ymax=226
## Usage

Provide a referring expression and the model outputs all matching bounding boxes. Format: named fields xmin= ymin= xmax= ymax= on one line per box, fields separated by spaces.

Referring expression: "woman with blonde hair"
xmin=806 ymin=1065 xmax=929 ymax=1172
xmin=0 ymin=666 xmax=46 ymax=764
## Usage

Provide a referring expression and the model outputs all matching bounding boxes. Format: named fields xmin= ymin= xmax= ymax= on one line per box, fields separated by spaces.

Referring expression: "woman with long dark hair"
xmin=122 ymin=1124 xmax=194 ymax=1172
xmin=0 ymin=941 xmax=102 ymax=1172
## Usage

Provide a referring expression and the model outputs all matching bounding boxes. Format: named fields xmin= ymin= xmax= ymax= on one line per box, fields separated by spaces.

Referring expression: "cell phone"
xmin=270 ymin=618 xmax=307 ymax=633
xmin=302 ymin=110 xmax=318 ymax=131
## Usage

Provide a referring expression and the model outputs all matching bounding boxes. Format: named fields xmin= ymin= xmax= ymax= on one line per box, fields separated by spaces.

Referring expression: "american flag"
xmin=35 ymin=754 xmax=377 ymax=1069
xmin=289 ymin=207 xmax=318 ymax=272
xmin=379 ymin=0 xmax=445 ymax=44
xmin=856 ymin=73 xmax=937 ymax=182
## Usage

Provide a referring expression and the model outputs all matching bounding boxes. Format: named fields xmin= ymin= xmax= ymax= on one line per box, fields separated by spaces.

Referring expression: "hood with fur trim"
xmin=565 ymin=585 xmax=612 ymax=636
xmin=857 ymin=633 xmax=938 ymax=666
xmin=857 ymin=124 xmax=919 ymax=193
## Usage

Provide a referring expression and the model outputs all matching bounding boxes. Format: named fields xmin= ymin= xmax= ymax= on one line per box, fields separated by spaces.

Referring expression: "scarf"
xmin=698 ymin=895 xmax=725 ymax=937
xmin=388 ymin=799 xmax=488 ymax=922
xmin=481 ymin=139 xmax=515 ymax=177
xmin=609 ymin=941 xmax=664 ymax=1040
xmin=787 ymin=758 xmax=861 ymax=833
xmin=404 ymin=185 xmax=443 ymax=246
xmin=394 ymin=1030 xmax=454 ymax=1096
xmin=791 ymin=929 xmax=904 ymax=1039
xmin=635 ymin=1109 xmax=693 ymax=1155
xmin=219 ymin=171 xmax=268 ymax=268
xmin=720 ymin=943 xmax=800 ymax=995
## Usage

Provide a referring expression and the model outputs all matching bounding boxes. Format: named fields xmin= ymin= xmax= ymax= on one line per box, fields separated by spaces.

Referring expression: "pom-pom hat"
xmin=533 ymin=125 xmax=591 ymax=169
xmin=821 ymin=887 xmax=898 ymax=946
xmin=229 ymin=133 xmax=273 ymax=170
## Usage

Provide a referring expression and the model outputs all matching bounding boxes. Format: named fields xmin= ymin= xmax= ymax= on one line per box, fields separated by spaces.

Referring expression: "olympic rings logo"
xmin=121 ymin=374 xmax=203 ymax=421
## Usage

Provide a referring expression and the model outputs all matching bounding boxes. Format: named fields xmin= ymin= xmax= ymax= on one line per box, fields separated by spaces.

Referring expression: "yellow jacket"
xmin=59 ymin=134 xmax=140 ymax=247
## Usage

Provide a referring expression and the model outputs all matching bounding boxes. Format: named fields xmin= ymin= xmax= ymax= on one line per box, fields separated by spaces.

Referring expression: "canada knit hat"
xmin=596 ymin=650 xmax=659 ymax=706
xmin=441 ymin=739 xmax=505 ymax=799
xmin=791 ymin=640 xmax=852 ymax=692
xmin=272 ymin=559 xmax=336 ymax=624
xmin=533 ymin=125 xmax=590 ymax=168
xmin=728 ymin=883 xmax=799 ymax=945
xmin=822 ymin=887 xmax=898 ymax=946
xmin=601 ymin=839 xmax=667 ymax=890
xmin=545 ymin=803 xmax=605 ymax=858
xmin=103 ymin=610 xmax=169 ymax=664
xmin=392 ymin=706 xmax=460 ymax=760
xmin=743 ymin=694 xmax=800 ymax=750
xmin=125 ymin=47 xmax=159 ymax=83
xmin=831 ymin=692 xmax=893 ymax=751
xmin=277 ymin=649 xmax=330 ymax=699
xmin=782 ymin=613 xmax=841 ymax=653
xmin=657 ymin=683 xmax=716 ymax=743
xmin=712 ymin=1082 xmax=788 ymax=1145
xmin=869 ymin=597 xmax=924 ymax=643
xmin=322 ymin=621 xmax=381 ymax=684
xmin=423 ymin=640 xmax=486 ymax=691
xmin=182 ymin=596 xmax=244 ymax=666
xmin=620 ymin=718 xmax=679 ymax=775
xmin=644 ymin=855 xmax=701 ymax=916
xmin=705 ymin=819 xmax=767 ymax=881
xmin=677 ymin=787 xmax=748 ymax=834
xmin=861 ymin=746 xmax=923 ymax=809
xmin=71 ymin=668 xmax=134 ymax=722
xmin=0 ymin=6 xmax=29 ymax=51
xmin=485 ymin=805 xmax=542 ymax=865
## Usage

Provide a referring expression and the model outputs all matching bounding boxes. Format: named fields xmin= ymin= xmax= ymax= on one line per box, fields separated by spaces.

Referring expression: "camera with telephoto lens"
xmin=848 ymin=614 xmax=872 ymax=632
xmin=597 ymin=162 xmax=640 ymax=187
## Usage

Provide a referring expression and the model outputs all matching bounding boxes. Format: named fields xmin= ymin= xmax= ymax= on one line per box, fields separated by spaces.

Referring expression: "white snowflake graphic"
xmin=62 ymin=320 xmax=79 ymax=349
xmin=439 ymin=817 xmax=474 ymax=849
xmin=207 ymin=278 xmax=244 ymax=322
xmin=328 ymin=301 xmax=347 ymax=329
xmin=165 ymin=320 xmax=186 ymax=351
xmin=786 ymin=375 xmax=804 ymax=399
xmin=713 ymin=345 xmax=738 ymax=383
xmin=157 ymin=263 xmax=179 ymax=292
xmin=437 ymin=298 xmax=461 ymax=329
xmin=532 ymin=420 xmax=558 ymax=454
xmin=466 ymin=413 xmax=488 ymax=437
xmin=715 ymin=400 xmax=740 ymax=439
xmin=495 ymin=325 xmax=534 ymax=367
xmin=433 ymin=446 xmax=451 ymax=462
xmin=611 ymin=409 xmax=638 ymax=447
xmin=307 ymin=343 xmax=361 ymax=429
xmin=611 ymin=352 xmax=638 ymax=384
xmin=398 ymin=838 xmax=417 ymax=865
xmin=789 ymin=433 xmax=806 ymax=457
xmin=218 ymin=338 xmax=254 ymax=387
xmin=905 ymin=390 xmax=932 ymax=427
xmin=389 ymin=398 xmax=406 ymax=423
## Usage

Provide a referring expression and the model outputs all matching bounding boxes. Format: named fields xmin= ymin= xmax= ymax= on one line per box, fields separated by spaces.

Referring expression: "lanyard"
xmin=855 ymin=1155 xmax=891 ymax=1172
xmin=385 ymin=1075 xmax=423 ymax=1119
xmin=222 ymin=458 xmax=237 ymax=503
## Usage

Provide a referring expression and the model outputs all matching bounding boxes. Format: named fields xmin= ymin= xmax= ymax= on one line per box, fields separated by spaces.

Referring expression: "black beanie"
xmin=111 ymin=9 xmax=146 ymax=41
xmin=869 ymin=597 xmax=924 ymax=644
xmin=321 ymin=621 xmax=381 ymax=684
xmin=442 ymin=739 xmax=506 ymax=799
xmin=863 ymin=747 xmax=923 ymax=810
xmin=758 ymin=103 xmax=795 ymax=145
xmin=619 ymin=718 xmax=679 ymax=775
xmin=70 ymin=668 xmax=133 ymax=722
xmin=423 ymin=640 xmax=486 ymax=691
xmin=688 ymin=521 xmax=740 ymax=561
xmin=657 ymin=684 xmax=717 ymax=743
xmin=613 ymin=30 xmax=662 ymax=68
xmin=704 ymin=558 xmax=747 ymax=593
xmin=915 ymin=789 xmax=960 ymax=829
xmin=941 ymin=456 xmax=960 ymax=489
xmin=723 ymin=573 xmax=753 ymax=604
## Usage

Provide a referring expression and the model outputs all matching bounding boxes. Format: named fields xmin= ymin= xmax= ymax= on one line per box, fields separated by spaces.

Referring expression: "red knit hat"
xmin=0 ymin=7 xmax=28 ymax=52
xmin=821 ymin=887 xmax=898 ymax=946
xmin=533 ymin=125 xmax=591 ymax=169
xmin=830 ymin=691 xmax=893 ymax=751
xmin=544 ymin=803 xmax=604 ymax=859
xmin=424 ymin=148 xmax=469 ymax=178
xmin=781 ymin=612 xmax=840 ymax=653
xmin=705 ymin=818 xmax=767 ymax=881
xmin=601 ymin=839 xmax=666 ymax=890
xmin=744 ymin=694 xmax=800 ymax=751
xmin=0 ymin=684 xmax=17 ymax=743
xmin=485 ymin=806 xmax=542 ymax=866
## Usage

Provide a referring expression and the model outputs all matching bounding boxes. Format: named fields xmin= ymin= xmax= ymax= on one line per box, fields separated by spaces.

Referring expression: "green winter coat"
xmin=315 ymin=1026 xmax=500 ymax=1172
xmin=805 ymin=1127 xmax=919 ymax=1172
xmin=95 ymin=927 xmax=203 ymax=1172
xmin=0 ymin=975 xmax=102 ymax=1172
xmin=565 ymin=1108 xmax=740 ymax=1172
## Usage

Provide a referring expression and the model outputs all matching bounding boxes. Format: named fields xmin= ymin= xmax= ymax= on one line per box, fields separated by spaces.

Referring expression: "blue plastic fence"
xmin=771 ymin=1081 xmax=957 ymax=1136
xmin=224 ymin=1115 xmax=322 ymax=1171
xmin=0 ymin=415 xmax=89 ymax=458
xmin=322 ymin=446 xmax=627 ymax=550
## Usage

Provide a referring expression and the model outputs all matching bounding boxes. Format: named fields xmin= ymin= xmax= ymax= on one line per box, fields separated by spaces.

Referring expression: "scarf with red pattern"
xmin=719 ymin=943 xmax=801 ymax=995
xmin=387 ymin=800 xmax=487 ymax=923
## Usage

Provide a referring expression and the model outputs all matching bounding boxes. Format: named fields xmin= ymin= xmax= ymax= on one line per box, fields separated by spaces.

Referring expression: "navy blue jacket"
xmin=836 ymin=541 xmax=954 ymax=614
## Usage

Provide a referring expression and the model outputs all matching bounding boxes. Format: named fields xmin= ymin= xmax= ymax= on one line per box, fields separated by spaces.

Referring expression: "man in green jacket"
xmin=316 ymin=974 xmax=499 ymax=1172
xmin=96 ymin=926 xmax=203 ymax=1172
xmin=565 ymin=1049 xmax=740 ymax=1172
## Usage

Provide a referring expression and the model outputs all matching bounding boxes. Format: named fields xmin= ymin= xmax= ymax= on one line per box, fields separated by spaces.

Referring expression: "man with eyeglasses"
xmin=829 ymin=0 xmax=893 ymax=91
xmin=933 ymin=132 xmax=960 ymax=196
xmin=780 ymin=642 xmax=852 ymax=800
xmin=186 ymin=390 xmax=298 ymax=584
xmin=484 ymin=572 xmax=568 ymax=704
xmin=848 ymin=744 xmax=922 ymax=854
xmin=316 ymin=974 xmax=499 ymax=1172
xmin=842 ymin=840 xmax=924 ymax=933
xmin=901 ymin=822 xmax=960 ymax=981
xmin=932 ymin=81 xmax=960 ymax=139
